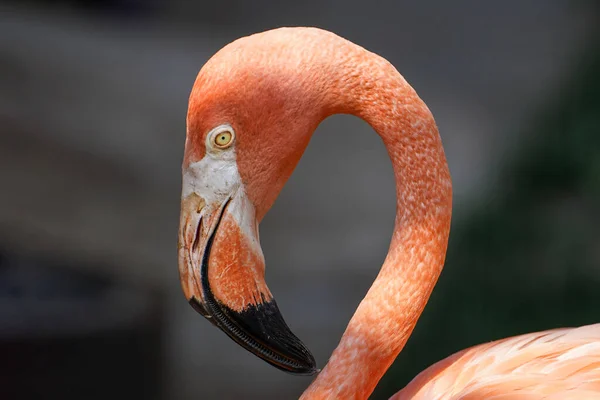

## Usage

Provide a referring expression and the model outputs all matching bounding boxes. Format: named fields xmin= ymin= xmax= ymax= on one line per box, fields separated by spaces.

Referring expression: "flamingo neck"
xmin=301 ymin=50 xmax=452 ymax=400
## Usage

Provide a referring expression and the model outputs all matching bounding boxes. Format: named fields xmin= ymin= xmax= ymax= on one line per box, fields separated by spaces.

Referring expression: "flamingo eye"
xmin=207 ymin=124 xmax=235 ymax=151
xmin=214 ymin=130 xmax=233 ymax=148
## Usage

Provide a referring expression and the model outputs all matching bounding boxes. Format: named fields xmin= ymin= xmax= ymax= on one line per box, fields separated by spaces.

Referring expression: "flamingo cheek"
xmin=207 ymin=210 xmax=272 ymax=311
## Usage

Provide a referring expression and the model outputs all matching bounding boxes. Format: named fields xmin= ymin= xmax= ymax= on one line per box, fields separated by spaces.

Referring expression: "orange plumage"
xmin=395 ymin=324 xmax=600 ymax=399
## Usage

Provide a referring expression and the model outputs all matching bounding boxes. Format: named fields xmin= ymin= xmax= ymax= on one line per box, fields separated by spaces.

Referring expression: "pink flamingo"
xmin=177 ymin=27 xmax=600 ymax=399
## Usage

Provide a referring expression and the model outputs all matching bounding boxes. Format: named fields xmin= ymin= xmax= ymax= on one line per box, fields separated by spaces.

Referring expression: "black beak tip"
xmin=227 ymin=299 xmax=320 ymax=376
xmin=193 ymin=293 xmax=319 ymax=376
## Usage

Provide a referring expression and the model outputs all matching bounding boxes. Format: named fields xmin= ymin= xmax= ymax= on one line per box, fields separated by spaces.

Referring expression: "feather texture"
xmin=393 ymin=323 xmax=600 ymax=399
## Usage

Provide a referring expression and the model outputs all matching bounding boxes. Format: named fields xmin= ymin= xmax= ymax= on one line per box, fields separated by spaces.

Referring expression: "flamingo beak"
xmin=178 ymin=189 xmax=317 ymax=375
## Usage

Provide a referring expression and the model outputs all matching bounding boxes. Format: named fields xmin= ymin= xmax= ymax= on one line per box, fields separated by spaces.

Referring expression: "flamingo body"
xmin=395 ymin=324 xmax=600 ymax=399
xmin=177 ymin=27 xmax=600 ymax=399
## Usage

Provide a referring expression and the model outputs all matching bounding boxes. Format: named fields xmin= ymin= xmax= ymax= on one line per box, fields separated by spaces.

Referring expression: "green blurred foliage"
xmin=373 ymin=31 xmax=600 ymax=399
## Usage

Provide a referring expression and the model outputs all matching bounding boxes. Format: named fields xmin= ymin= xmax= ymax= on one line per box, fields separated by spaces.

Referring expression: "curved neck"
xmin=301 ymin=48 xmax=452 ymax=399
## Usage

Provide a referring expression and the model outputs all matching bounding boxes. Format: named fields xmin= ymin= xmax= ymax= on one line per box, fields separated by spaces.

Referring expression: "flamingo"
xmin=177 ymin=27 xmax=600 ymax=399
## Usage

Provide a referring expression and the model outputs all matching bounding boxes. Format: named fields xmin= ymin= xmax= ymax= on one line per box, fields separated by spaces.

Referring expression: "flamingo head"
xmin=177 ymin=32 xmax=326 ymax=375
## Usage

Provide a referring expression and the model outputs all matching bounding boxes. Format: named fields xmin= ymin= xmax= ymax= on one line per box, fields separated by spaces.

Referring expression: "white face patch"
xmin=182 ymin=155 xmax=241 ymax=206
xmin=181 ymin=124 xmax=261 ymax=253
xmin=182 ymin=124 xmax=242 ymax=206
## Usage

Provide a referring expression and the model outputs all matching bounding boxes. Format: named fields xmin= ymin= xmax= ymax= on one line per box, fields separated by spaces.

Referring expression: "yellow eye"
xmin=214 ymin=130 xmax=233 ymax=148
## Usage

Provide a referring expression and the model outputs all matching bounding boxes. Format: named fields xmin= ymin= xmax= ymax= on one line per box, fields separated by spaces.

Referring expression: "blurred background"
xmin=1 ymin=1 xmax=599 ymax=399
